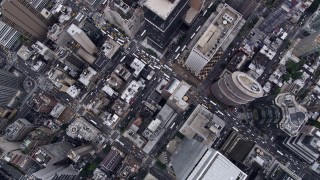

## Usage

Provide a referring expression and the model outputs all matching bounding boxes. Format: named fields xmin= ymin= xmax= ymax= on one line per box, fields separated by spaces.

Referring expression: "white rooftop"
xmin=130 ymin=58 xmax=145 ymax=77
xmin=66 ymin=85 xmax=80 ymax=98
xmin=260 ymin=45 xmax=276 ymax=60
xmin=169 ymin=81 xmax=191 ymax=110
xmin=50 ymin=103 xmax=66 ymax=118
xmin=78 ymin=67 xmax=97 ymax=86
xmin=121 ymin=80 xmax=142 ymax=103
xmin=188 ymin=149 xmax=247 ymax=180
xmin=148 ymin=119 xmax=162 ymax=132
xmin=67 ymin=24 xmax=82 ymax=36
xmin=167 ymin=79 xmax=180 ymax=94
xmin=102 ymin=85 xmax=115 ymax=96
xmin=144 ymin=0 xmax=180 ymax=20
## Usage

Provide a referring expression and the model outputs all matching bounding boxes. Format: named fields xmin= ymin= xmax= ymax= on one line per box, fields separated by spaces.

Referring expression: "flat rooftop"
xmin=180 ymin=104 xmax=225 ymax=145
xmin=144 ymin=0 xmax=180 ymax=20
xmin=194 ymin=4 xmax=241 ymax=60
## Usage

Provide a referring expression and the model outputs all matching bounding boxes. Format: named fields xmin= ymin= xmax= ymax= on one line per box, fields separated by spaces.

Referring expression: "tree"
xmin=282 ymin=73 xmax=291 ymax=82
xmin=271 ymin=86 xmax=281 ymax=95
xmin=156 ymin=161 xmax=166 ymax=170
xmin=291 ymin=71 xmax=303 ymax=80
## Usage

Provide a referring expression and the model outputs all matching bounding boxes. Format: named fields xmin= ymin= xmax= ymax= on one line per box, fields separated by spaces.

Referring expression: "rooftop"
xmin=144 ymin=0 xmax=180 ymax=20
xmin=171 ymin=138 xmax=247 ymax=180
xmin=130 ymin=58 xmax=146 ymax=77
xmin=66 ymin=117 xmax=107 ymax=147
xmin=180 ymin=104 xmax=225 ymax=145
xmin=232 ymin=71 xmax=264 ymax=98
xmin=121 ymin=80 xmax=143 ymax=104
xmin=100 ymin=148 xmax=124 ymax=172
xmin=276 ymin=93 xmax=308 ymax=136
xmin=168 ymin=80 xmax=191 ymax=111
xmin=194 ymin=4 xmax=242 ymax=60
xmin=78 ymin=67 xmax=97 ymax=86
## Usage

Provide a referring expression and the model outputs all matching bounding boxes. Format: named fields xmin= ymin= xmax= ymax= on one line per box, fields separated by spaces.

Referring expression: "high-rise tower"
xmin=293 ymin=30 xmax=320 ymax=57
xmin=0 ymin=70 xmax=26 ymax=108
xmin=144 ymin=0 xmax=189 ymax=50
xmin=0 ymin=0 xmax=52 ymax=41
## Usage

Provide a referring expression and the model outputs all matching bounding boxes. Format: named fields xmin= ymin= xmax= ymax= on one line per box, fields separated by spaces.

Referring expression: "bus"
xmin=217 ymin=110 xmax=224 ymax=116
xmin=90 ymin=120 xmax=97 ymax=125
xmin=116 ymin=139 xmax=124 ymax=146
xmin=163 ymin=73 xmax=170 ymax=79
xmin=107 ymin=34 xmax=114 ymax=40
xmin=208 ymin=2 xmax=213 ymax=8
xmin=170 ymin=123 xmax=176 ymax=129
xmin=102 ymin=0 xmax=108 ymax=4
xmin=141 ymin=30 xmax=146 ymax=36
xmin=164 ymin=65 xmax=172 ymax=71
xmin=209 ymin=100 xmax=217 ymax=106
xmin=277 ymin=150 xmax=284 ymax=156
xmin=232 ymin=127 xmax=239 ymax=132
xmin=120 ymin=56 xmax=126 ymax=62
xmin=149 ymin=65 xmax=155 ymax=70
xmin=203 ymin=10 xmax=208 ymax=16
xmin=196 ymin=26 xmax=201 ymax=32
xmin=141 ymin=59 xmax=147 ymax=64
xmin=202 ymin=104 xmax=208 ymax=109
xmin=174 ymin=53 xmax=180 ymax=60
xmin=190 ymin=33 xmax=196 ymax=39
xmin=116 ymin=40 xmax=123 ymax=46
xmin=154 ymin=65 xmax=160 ymax=69
xmin=133 ymin=53 xmax=139 ymax=58
xmin=100 ymin=29 xmax=107 ymax=34
xmin=117 ymin=38 xmax=125 ymax=43
xmin=181 ymin=45 xmax=187 ymax=51
xmin=175 ymin=46 xmax=181 ymax=53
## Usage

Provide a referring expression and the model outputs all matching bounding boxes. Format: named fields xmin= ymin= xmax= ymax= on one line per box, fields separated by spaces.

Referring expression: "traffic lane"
xmin=206 ymin=102 xmax=307 ymax=173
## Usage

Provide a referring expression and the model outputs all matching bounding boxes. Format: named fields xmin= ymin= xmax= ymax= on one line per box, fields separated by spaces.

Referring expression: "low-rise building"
xmin=180 ymin=104 xmax=225 ymax=145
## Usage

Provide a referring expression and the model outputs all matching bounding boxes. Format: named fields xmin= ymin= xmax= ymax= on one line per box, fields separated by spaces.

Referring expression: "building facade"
xmin=0 ymin=0 xmax=53 ymax=41
xmin=144 ymin=0 xmax=189 ymax=49
xmin=103 ymin=0 xmax=144 ymax=38
xmin=184 ymin=4 xmax=241 ymax=75
xmin=5 ymin=118 xmax=36 ymax=141
xmin=0 ymin=20 xmax=20 ymax=49
xmin=67 ymin=24 xmax=98 ymax=55
xmin=0 ymin=70 xmax=26 ymax=108
xmin=293 ymin=30 xmax=320 ymax=57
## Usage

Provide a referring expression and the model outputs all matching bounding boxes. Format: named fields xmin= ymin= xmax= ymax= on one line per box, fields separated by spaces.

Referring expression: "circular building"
xmin=211 ymin=71 xmax=263 ymax=106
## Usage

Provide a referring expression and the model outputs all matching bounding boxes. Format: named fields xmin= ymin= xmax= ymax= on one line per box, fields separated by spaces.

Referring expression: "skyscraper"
xmin=211 ymin=71 xmax=263 ymax=106
xmin=0 ymin=20 xmax=20 ymax=49
xmin=184 ymin=4 xmax=241 ymax=76
xmin=103 ymin=0 xmax=144 ymax=38
xmin=5 ymin=118 xmax=36 ymax=141
xmin=144 ymin=0 xmax=189 ymax=50
xmin=0 ymin=0 xmax=52 ymax=41
xmin=67 ymin=24 xmax=98 ymax=55
xmin=170 ymin=138 xmax=247 ymax=180
xmin=251 ymin=93 xmax=308 ymax=137
xmin=282 ymin=125 xmax=320 ymax=164
xmin=293 ymin=30 xmax=320 ymax=57
xmin=0 ymin=70 xmax=26 ymax=108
